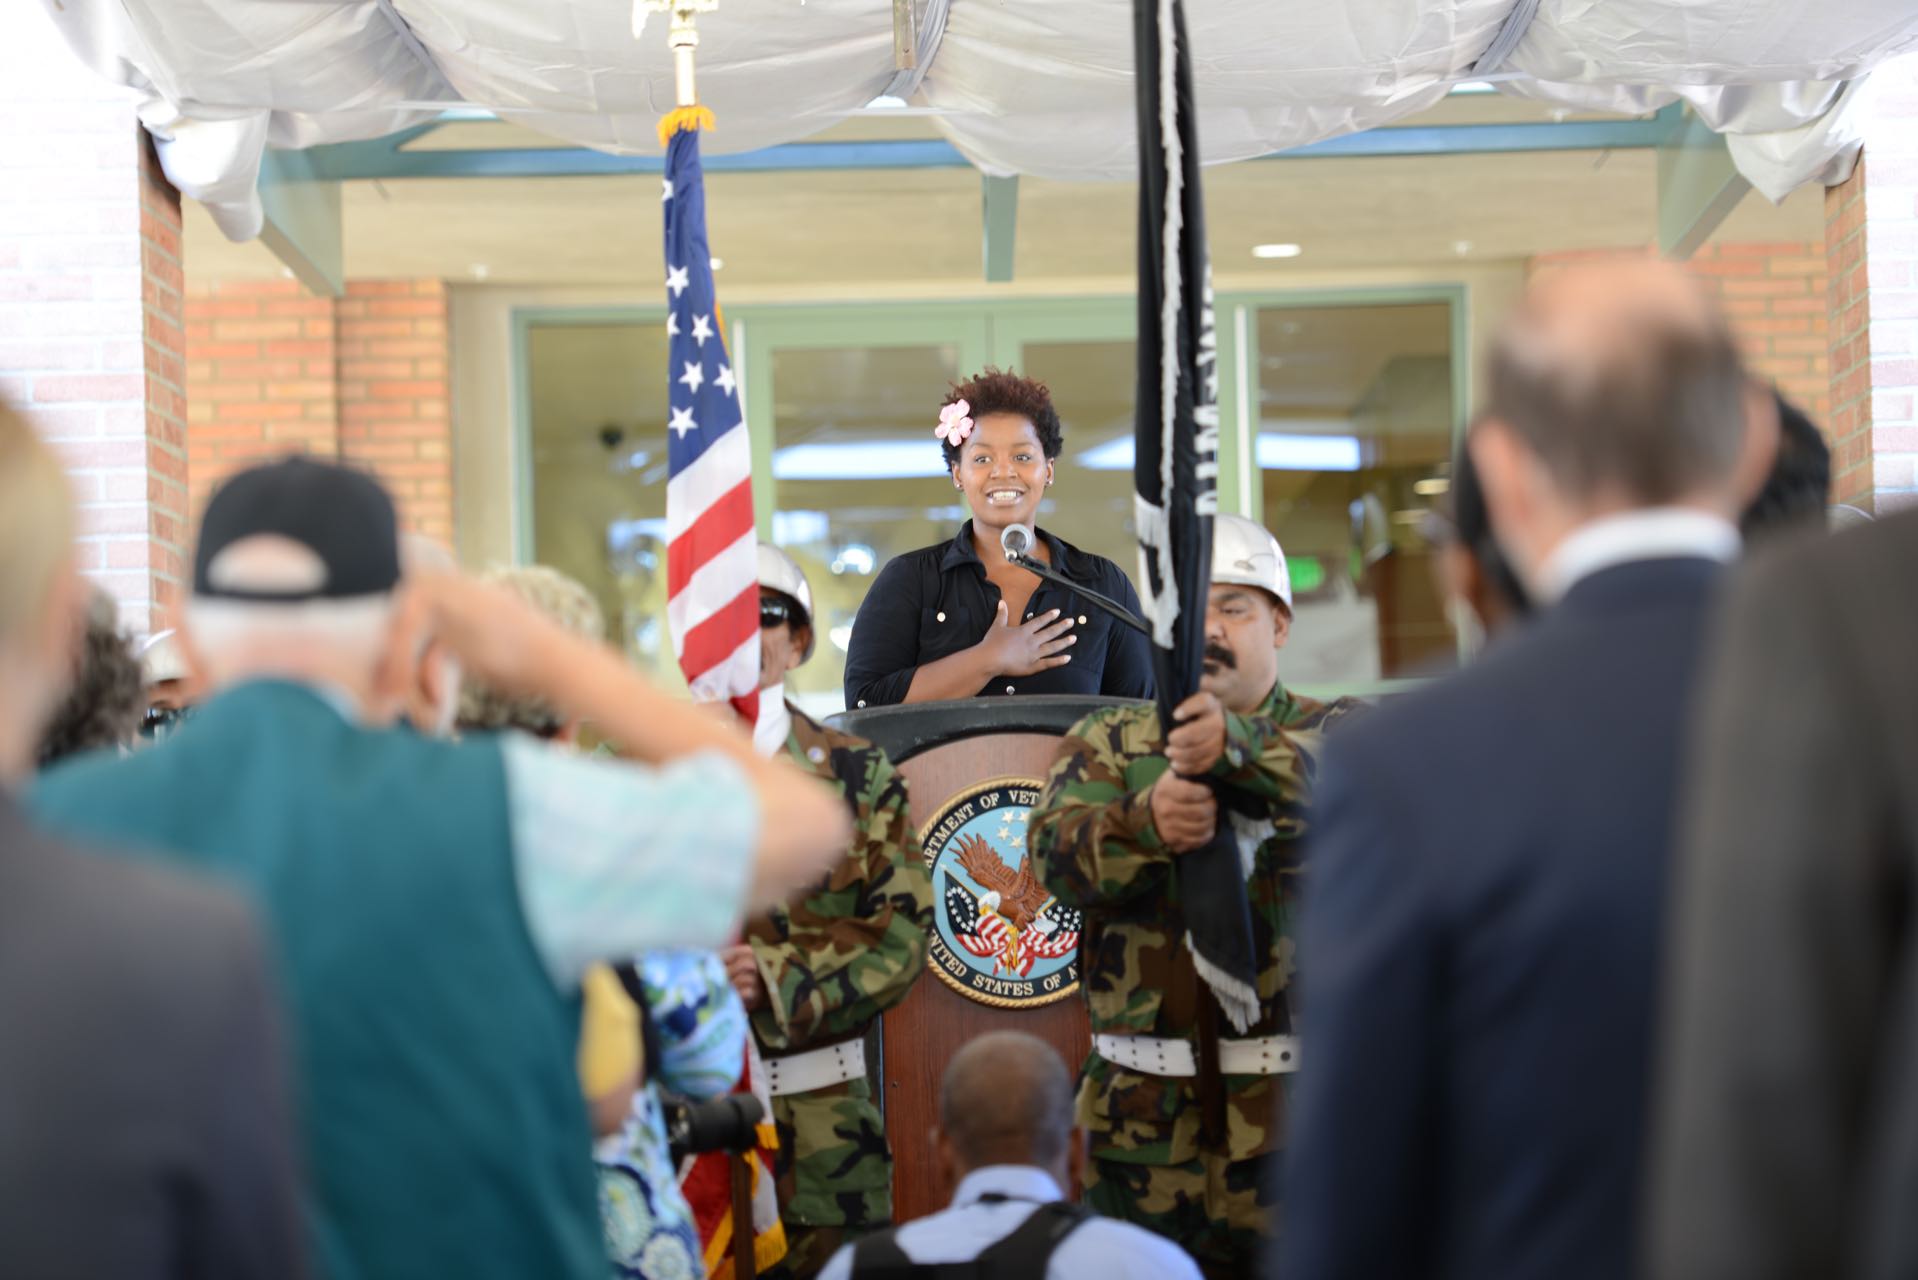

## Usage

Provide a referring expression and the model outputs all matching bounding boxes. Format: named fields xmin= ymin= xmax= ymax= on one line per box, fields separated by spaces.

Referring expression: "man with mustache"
xmin=1027 ymin=515 xmax=1363 ymax=1279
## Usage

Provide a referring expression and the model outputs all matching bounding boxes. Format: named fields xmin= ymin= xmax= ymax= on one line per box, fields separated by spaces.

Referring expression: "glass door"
xmin=1245 ymin=295 xmax=1464 ymax=687
xmin=743 ymin=308 xmax=990 ymax=716
xmin=988 ymin=304 xmax=1140 ymax=575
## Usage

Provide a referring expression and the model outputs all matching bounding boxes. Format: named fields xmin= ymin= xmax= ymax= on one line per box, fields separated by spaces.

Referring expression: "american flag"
xmin=663 ymin=123 xmax=759 ymax=724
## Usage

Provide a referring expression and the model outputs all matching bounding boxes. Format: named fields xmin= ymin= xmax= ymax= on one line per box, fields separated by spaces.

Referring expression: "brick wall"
xmin=185 ymin=278 xmax=339 ymax=502
xmin=1682 ymin=241 xmax=1831 ymax=424
xmin=0 ymin=4 xmax=188 ymax=635
xmin=337 ymin=281 xmax=453 ymax=542
xmin=1824 ymin=62 xmax=1918 ymax=513
xmin=184 ymin=278 xmax=452 ymax=540
xmin=1527 ymin=240 xmax=1831 ymax=426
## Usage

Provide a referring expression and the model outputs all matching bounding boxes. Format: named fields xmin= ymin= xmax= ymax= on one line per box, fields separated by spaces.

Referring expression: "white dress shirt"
xmin=817 ymin=1166 xmax=1202 ymax=1280
xmin=753 ymin=682 xmax=793 ymax=759
xmin=1535 ymin=507 xmax=1741 ymax=604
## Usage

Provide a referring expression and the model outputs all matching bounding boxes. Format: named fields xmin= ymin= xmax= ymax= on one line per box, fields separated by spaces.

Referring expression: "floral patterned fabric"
xmin=597 ymin=950 xmax=746 ymax=1279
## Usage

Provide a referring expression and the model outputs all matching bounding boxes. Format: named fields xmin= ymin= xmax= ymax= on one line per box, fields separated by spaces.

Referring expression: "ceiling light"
xmin=773 ymin=441 xmax=947 ymax=481
xmin=470 ymin=263 xmax=490 ymax=279
xmin=1413 ymin=477 xmax=1451 ymax=496
xmin=1252 ymin=243 xmax=1303 ymax=260
xmin=865 ymin=94 xmax=909 ymax=110
xmin=1075 ymin=430 xmax=1361 ymax=473
xmin=709 ymin=256 xmax=724 ymax=271
xmin=1452 ymin=240 xmax=1473 ymax=257
xmin=1259 ymin=433 xmax=1361 ymax=471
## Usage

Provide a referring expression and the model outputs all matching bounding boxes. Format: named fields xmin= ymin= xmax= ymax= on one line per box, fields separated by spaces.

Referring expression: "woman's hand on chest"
xmin=973 ymin=600 xmax=1078 ymax=677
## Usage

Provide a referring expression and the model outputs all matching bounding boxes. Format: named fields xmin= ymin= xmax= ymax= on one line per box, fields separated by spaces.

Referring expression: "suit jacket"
xmin=1278 ymin=557 xmax=1724 ymax=1280
xmin=0 ymin=789 xmax=304 ymax=1280
xmin=1647 ymin=510 xmax=1918 ymax=1280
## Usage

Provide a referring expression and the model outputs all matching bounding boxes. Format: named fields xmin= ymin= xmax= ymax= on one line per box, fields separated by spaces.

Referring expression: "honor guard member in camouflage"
xmin=1028 ymin=515 xmax=1363 ymax=1279
xmin=724 ymin=545 xmax=936 ymax=1278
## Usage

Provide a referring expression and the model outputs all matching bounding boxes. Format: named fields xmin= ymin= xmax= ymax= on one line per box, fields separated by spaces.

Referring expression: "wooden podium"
xmin=831 ymin=695 xmax=1143 ymax=1222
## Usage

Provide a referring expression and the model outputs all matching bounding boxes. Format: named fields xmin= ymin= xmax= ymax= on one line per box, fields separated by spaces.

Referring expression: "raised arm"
xmin=1029 ymin=709 xmax=1183 ymax=908
xmin=399 ymin=571 xmax=850 ymax=907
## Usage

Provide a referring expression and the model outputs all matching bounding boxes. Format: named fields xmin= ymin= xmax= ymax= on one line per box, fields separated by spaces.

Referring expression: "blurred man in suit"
xmin=1648 ymin=509 xmax=1918 ymax=1280
xmin=0 ymin=401 xmax=303 ymax=1278
xmin=1278 ymin=259 xmax=1778 ymax=1280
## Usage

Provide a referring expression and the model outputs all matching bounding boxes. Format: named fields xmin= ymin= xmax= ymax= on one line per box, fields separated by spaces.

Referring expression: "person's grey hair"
xmin=0 ymin=400 xmax=75 ymax=648
xmin=184 ymin=595 xmax=397 ymax=673
xmin=939 ymin=1031 xmax=1075 ymax=1170
xmin=456 ymin=564 xmax=605 ymax=737
xmin=1487 ymin=290 xmax=1750 ymax=504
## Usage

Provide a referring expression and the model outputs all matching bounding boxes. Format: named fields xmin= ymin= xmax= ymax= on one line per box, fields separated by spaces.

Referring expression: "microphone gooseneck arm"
xmin=1008 ymin=553 xmax=1151 ymax=636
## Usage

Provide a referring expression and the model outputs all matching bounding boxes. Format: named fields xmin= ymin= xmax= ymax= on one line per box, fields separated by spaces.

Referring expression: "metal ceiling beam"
xmin=1657 ymin=107 xmax=1750 ymax=258
xmin=982 ymin=174 xmax=1017 ymax=282
xmin=294 ymin=106 xmax=1686 ymax=183
xmin=256 ymin=149 xmax=343 ymax=296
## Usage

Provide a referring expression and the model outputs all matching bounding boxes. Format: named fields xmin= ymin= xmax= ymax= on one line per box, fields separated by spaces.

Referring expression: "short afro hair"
xmin=939 ymin=368 xmax=1064 ymax=467
xmin=1741 ymin=389 xmax=1831 ymax=544
xmin=38 ymin=589 xmax=143 ymax=767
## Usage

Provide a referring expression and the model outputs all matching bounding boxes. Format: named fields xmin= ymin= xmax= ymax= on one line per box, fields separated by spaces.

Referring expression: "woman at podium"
xmin=843 ymin=368 xmax=1154 ymax=709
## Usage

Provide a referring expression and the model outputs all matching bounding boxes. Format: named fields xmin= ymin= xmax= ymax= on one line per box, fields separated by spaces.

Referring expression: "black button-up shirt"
xmin=843 ymin=522 xmax=1157 ymax=709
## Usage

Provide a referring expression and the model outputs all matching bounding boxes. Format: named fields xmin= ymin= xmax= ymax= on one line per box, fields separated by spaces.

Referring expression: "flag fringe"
xmin=1186 ymin=931 xmax=1259 ymax=1034
xmin=658 ymin=104 xmax=716 ymax=146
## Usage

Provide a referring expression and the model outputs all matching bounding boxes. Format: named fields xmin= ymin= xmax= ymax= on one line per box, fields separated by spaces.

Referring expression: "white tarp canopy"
xmin=38 ymin=0 xmax=1918 ymax=240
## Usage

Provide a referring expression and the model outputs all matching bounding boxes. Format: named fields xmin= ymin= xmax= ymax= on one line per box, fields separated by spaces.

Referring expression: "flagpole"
xmin=636 ymin=0 xmax=718 ymax=110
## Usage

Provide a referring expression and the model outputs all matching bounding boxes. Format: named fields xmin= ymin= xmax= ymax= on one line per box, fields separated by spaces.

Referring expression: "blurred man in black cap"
xmin=33 ymin=454 xmax=852 ymax=1280
xmin=0 ymin=402 xmax=304 ymax=1279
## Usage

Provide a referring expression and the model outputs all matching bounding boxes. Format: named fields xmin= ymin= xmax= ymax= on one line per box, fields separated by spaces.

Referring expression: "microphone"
xmin=998 ymin=522 xmax=1151 ymax=637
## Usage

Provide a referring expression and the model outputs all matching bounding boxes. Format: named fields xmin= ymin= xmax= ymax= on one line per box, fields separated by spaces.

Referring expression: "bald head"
xmin=1488 ymin=258 xmax=1751 ymax=505
xmin=939 ymin=1032 xmax=1075 ymax=1173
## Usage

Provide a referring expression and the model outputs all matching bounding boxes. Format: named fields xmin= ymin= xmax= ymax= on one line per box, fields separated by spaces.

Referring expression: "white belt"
xmin=763 ymin=1040 xmax=867 ymax=1097
xmin=1093 ymin=1033 xmax=1299 ymax=1078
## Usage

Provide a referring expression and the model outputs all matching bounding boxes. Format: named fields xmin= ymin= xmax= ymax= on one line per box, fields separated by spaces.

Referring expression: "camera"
xmin=660 ymin=1091 xmax=765 ymax=1163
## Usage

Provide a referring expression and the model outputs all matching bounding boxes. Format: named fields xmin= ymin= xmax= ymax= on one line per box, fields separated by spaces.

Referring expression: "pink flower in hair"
xmin=935 ymin=399 xmax=974 ymax=447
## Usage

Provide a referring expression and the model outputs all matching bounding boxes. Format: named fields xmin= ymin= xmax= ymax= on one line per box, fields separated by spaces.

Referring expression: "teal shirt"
xmin=31 ymin=681 xmax=751 ymax=1280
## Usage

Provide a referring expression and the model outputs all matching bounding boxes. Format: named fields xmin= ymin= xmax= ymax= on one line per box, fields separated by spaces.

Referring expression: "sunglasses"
xmin=759 ymin=597 xmax=799 ymax=629
xmin=139 ymin=705 xmax=189 ymax=742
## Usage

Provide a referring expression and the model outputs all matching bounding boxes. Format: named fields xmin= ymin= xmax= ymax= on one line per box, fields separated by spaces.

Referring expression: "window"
xmin=764 ymin=339 xmax=966 ymax=717
xmin=522 ymin=317 xmax=687 ymax=690
xmin=1254 ymin=298 xmax=1461 ymax=685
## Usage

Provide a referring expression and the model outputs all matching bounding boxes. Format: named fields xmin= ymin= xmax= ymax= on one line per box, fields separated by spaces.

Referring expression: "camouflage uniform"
xmin=746 ymin=705 xmax=933 ymax=1279
xmin=1028 ymin=682 xmax=1361 ymax=1279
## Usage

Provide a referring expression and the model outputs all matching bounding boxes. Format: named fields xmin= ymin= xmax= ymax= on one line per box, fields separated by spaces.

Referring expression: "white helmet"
xmin=756 ymin=543 xmax=816 ymax=661
xmin=1211 ymin=514 xmax=1293 ymax=610
xmin=139 ymin=629 xmax=188 ymax=686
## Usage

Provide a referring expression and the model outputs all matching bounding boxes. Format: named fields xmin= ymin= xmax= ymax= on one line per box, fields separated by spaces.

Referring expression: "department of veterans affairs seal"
xmin=921 ymin=777 xmax=1080 ymax=1009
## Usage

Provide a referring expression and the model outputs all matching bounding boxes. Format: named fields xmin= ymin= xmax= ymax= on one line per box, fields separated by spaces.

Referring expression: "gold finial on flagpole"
xmin=638 ymin=0 xmax=720 ymax=140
